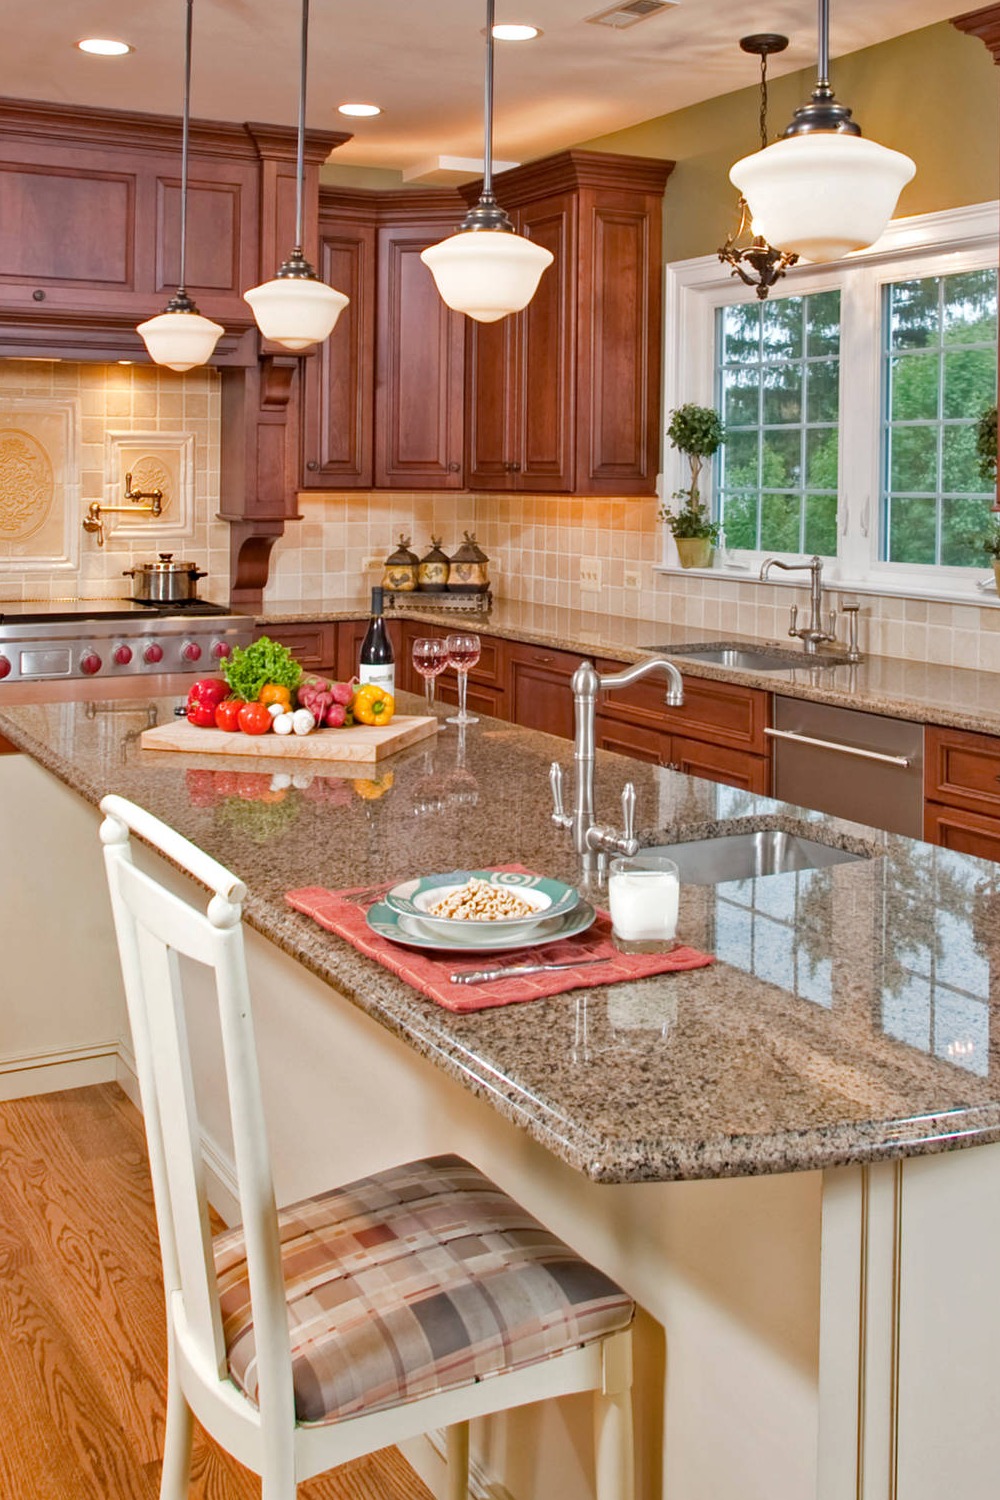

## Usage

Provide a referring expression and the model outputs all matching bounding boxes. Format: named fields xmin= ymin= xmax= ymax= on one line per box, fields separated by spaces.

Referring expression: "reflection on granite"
xmin=4 ymin=687 xmax=1000 ymax=1184
xmin=258 ymin=596 xmax=1000 ymax=735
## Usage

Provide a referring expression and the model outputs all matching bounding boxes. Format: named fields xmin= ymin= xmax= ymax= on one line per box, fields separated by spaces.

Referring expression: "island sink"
xmin=642 ymin=825 xmax=867 ymax=884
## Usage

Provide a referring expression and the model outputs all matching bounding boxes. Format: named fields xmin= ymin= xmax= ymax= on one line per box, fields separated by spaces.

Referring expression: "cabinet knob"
xmin=305 ymin=460 xmax=320 ymax=472
xmin=511 ymin=461 xmax=521 ymax=473
xmin=448 ymin=461 xmax=460 ymax=473
xmin=32 ymin=289 xmax=46 ymax=302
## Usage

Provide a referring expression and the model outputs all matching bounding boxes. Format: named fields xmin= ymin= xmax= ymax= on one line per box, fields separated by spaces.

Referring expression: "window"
xmin=664 ymin=202 xmax=1000 ymax=602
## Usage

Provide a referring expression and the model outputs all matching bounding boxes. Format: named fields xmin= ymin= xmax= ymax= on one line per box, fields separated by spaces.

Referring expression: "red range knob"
xmin=182 ymin=641 xmax=202 ymax=663
xmin=80 ymin=651 xmax=102 ymax=676
xmin=143 ymin=642 xmax=164 ymax=664
xmin=113 ymin=643 xmax=133 ymax=666
xmin=211 ymin=639 xmax=232 ymax=660
xmin=0 ymin=655 xmax=10 ymax=680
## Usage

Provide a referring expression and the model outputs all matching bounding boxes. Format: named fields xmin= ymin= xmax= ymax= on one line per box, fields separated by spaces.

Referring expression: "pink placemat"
xmin=285 ymin=873 xmax=714 ymax=1013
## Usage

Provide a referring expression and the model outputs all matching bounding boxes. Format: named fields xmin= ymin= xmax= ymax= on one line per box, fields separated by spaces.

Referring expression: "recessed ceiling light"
xmin=491 ymin=23 xmax=541 ymax=40
xmin=78 ymin=37 xmax=133 ymax=56
xmin=338 ymin=102 xmax=382 ymax=118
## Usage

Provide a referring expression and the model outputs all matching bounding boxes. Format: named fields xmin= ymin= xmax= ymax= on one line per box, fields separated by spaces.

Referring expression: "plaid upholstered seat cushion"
xmin=213 ymin=1153 xmax=634 ymax=1426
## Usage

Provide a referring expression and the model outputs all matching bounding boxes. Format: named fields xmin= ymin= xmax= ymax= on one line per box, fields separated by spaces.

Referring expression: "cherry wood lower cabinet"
xmin=924 ymin=725 xmax=1000 ymax=860
xmin=397 ymin=619 xmax=506 ymax=718
xmin=253 ymin=622 xmax=338 ymax=675
xmin=505 ymin=641 xmax=578 ymax=740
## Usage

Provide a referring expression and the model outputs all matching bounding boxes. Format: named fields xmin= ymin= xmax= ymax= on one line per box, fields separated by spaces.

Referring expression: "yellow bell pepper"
xmin=353 ymin=684 xmax=395 ymax=726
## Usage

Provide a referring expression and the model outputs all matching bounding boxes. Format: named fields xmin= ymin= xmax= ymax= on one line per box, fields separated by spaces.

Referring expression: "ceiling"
xmin=2 ymin=0 xmax=969 ymax=174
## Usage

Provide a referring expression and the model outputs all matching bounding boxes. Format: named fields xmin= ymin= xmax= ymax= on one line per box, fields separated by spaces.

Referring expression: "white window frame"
xmin=660 ymin=201 xmax=1000 ymax=604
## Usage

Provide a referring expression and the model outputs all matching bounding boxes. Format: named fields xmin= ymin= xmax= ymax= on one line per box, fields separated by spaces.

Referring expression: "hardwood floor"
xmin=0 ymin=1083 xmax=433 ymax=1500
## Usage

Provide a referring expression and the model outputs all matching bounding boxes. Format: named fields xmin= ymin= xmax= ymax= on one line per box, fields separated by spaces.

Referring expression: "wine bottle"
xmin=358 ymin=586 xmax=395 ymax=695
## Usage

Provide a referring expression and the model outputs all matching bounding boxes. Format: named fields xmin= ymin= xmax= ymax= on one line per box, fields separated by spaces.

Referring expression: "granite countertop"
xmin=258 ymin=595 xmax=1000 ymax=737
xmin=4 ymin=681 xmax=1000 ymax=1184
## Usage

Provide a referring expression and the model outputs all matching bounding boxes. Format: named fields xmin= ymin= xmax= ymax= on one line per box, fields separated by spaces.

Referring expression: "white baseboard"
xmin=400 ymin=1430 xmax=515 ymax=1500
xmin=0 ymin=1040 xmax=120 ymax=1101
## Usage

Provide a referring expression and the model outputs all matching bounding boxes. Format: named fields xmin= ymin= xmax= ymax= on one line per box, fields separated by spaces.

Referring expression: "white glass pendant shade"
xmin=730 ymin=133 xmax=915 ymax=262
xmin=243 ymin=276 xmax=348 ymax=351
xmin=136 ymin=309 xmax=224 ymax=371
xmin=420 ymin=230 xmax=554 ymax=322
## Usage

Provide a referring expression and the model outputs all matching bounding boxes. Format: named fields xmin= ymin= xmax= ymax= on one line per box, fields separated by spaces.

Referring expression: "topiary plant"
xmin=657 ymin=403 xmax=726 ymax=540
xmin=977 ymin=404 xmax=997 ymax=486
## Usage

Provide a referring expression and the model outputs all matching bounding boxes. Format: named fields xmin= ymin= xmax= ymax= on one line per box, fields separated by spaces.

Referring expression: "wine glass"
xmin=410 ymin=637 xmax=449 ymax=709
xmin=446 ymin=632 xmax=480 ymax=726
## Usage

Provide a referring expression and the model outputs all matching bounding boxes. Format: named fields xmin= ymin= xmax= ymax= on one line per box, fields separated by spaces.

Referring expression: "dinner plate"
xmin=384 ymin=869 xmax=580 ymax=940
xmin=366 ymin=897 xmax=596 ymax=954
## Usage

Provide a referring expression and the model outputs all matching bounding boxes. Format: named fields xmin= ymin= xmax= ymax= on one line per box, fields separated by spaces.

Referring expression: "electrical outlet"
xmin=579 ymin=557 xmax=602 ymax=590
xmin=623 ymin=567 xmax=641 ymax=591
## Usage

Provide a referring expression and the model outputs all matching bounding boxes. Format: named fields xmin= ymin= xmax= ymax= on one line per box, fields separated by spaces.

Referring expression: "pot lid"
xmin=385 ymin=532 xmax=419 ymax=566
xmin=136 ymin=553 xmax=201 ymax=573
xmin=420 ymin=535 xmax=450 ymax=565
xmin=451 ymin=531 xmax=489 ymax=564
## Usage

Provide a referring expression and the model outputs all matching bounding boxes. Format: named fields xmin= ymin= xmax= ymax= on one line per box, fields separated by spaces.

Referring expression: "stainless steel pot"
xmin=123 ymin=553 xmax=207 ymax=604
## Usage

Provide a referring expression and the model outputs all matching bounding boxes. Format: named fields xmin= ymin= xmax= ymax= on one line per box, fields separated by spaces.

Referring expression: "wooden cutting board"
xmin=140 ymin=714 xmax=437 ymax=762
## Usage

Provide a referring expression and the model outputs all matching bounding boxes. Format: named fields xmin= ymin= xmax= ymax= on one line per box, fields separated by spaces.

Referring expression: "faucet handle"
xmin=827 ymin=608 xmax=837 ymax=642
xmin=621 ymin=782 xmax=636 ymax=845
xmin=549 ymin=761 xmax=572 ymax=829
xmin=788 ymin=603 xmax=799 ymax=639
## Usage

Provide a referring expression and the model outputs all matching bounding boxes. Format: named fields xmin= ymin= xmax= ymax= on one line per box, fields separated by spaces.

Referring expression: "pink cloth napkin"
xmin=285 ymin=872 xmax=713 ymax=1014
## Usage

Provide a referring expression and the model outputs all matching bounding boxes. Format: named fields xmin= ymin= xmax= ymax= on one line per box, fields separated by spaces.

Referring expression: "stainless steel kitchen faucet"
xmin=759 ymin=554 xmax=837 ymax=653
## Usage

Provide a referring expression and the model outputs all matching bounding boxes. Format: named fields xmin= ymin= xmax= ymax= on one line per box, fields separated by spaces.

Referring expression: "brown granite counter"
xmin=4 ymin=679 xmax=1000 ymax=1184
xmin=256 ymin=596 xmax=1000 ymax=737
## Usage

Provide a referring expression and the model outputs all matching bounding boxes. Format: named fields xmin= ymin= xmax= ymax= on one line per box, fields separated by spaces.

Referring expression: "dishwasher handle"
xmin=764 ymin=726 xmax=912 ymax=768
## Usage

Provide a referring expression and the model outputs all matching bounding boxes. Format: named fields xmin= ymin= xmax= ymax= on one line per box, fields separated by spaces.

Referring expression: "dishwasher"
xmin=768 ymin=696 xmax=924 ymax=837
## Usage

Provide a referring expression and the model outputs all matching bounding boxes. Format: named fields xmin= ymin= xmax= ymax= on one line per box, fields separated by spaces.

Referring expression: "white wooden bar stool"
xmin=98 ymin=795 xmax=636 ymax=1500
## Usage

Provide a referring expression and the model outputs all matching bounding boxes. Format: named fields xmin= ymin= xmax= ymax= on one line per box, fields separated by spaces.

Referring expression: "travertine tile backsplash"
xmin=0 ymin=360 xmax=226 ymax=601
xmin=267 ymin=489 xmax=1000 ymax=673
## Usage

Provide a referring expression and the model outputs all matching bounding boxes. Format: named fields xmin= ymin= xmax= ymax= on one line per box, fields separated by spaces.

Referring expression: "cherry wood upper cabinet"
xmin=0 ymin=99 xmax=300 ymax=364
xmin=462 ymin=151 xmax=673 ymax=495
xmin=302 ymin=189 xmax=466 ymax=490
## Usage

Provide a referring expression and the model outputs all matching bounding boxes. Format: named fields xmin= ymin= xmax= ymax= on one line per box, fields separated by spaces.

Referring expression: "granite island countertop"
xmin=256 ymin=595 xmax=1000 ymax=737
xmin=3 ymin=683 xmax=1000 ymax=1183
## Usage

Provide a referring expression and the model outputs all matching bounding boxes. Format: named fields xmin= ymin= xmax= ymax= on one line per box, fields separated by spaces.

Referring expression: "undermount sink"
xmin=647 ymin=641 xmax=852 ymax=672
xmin=640 ymin=828 xmax=865 ymax=885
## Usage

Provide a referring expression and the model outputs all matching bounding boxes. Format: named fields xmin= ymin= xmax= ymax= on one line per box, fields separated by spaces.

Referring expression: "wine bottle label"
xmin=358 ymin=663 xmax=395 ymax=694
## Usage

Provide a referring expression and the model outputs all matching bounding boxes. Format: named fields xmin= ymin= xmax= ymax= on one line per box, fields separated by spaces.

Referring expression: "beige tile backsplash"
xmin=0 ymin=360 xmax=226 ymax=601
xmin=268 ymin=489 xmax=1000 ymax=674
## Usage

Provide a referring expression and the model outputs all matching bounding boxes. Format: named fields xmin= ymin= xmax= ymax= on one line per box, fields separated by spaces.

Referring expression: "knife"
xmin=450 ymin=957 xmax=610 ymax=984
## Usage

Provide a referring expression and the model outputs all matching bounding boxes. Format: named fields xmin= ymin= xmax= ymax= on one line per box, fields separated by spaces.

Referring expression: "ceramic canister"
xmin=418 ymin=536 xmax=450 ymax=593
xmin=448 ymin=531 xmax=490 ymax=593
xmin=381 ymin=533 xmax=419 ymax=592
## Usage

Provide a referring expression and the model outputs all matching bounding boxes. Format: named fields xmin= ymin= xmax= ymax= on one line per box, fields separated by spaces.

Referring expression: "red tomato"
xmin=214 ymin=698 xmax=243 ymax=732
xmin=238 ymin=701 xmax=272 ymax=736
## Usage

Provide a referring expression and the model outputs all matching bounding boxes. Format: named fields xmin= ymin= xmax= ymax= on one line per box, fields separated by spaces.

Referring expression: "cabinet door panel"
xmin=155 ymin=176 xmax=248 ymax=296
xmin=465 ymin=317 xmax=515 ymax=489
xmin=669 ymin=736 xmax=771 ymax=794
xmin=507 ymin=643 xmax=578 ymax=739
xmin=924 ymin=801 xmax=1000 ymax=863
xmin=518 ymin=194 xmax=575 ymax=490
xmin=583 ymin=203 xmax=652 ymax=482
xmin=0 ymin=163 xmax=134 ymax=285
xmin=595 ymin=715 xmax=671 ymax=765
xmin=596 ymin=661 xmax=768 ymax=753
xmin=301 ymin=223 xmax=375 ymax=488
xmin=375 ymin=226 xmax=464 ymax=489
xmin=925 ymin=725 xmax=1000 ymax=817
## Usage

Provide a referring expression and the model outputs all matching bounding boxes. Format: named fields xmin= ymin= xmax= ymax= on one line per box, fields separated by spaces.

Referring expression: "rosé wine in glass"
xmin=411 ymin=637 xmax=449 ymax=709
xmin=446 ymin=633 xmax=481 ymax=726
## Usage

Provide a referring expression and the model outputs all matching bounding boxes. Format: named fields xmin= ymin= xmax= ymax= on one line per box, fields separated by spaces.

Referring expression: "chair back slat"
xmin=100 ymin=796 xmax=295 ymax=1426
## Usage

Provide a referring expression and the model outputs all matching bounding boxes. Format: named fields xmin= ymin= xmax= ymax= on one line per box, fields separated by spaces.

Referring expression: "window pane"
xmin=881 ymin=266 xmax=997 ymax=566
xmin=886 ymin=496 xmax=937 ymax=563
xmin=716 ymin=290 xmax=841 ymax=559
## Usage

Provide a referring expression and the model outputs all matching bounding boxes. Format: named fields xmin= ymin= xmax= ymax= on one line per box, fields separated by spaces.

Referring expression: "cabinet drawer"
xmin=594 ymin=715 xmax=671 ymax=765
xmin=254 ymin=623 xmax=337 ymax=673
xmin=669 ymin=736 xmax=772 ymax=794
xmin=925 ymin=726 xmax=1000 ymax=816
xmin=924 ymin=800 xmax=1000 ymax=863
xmin=596 ymin=659 xmax=769 ymax=753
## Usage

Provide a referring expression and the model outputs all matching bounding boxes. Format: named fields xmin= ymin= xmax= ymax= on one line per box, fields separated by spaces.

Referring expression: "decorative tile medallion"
xmin=0 ymin=398 xmax=80 ymax=572
xmin=104 ymin=431 xmax=195 ymax=540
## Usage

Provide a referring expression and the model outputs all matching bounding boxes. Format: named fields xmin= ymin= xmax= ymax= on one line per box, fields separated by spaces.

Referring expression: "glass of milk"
xmin=608 ymin=855 xmax=680 ymax=954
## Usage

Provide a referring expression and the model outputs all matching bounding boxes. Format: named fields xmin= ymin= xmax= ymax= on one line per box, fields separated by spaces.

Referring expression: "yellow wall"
xmin=580 ymin=23 xmax=999 ymax=262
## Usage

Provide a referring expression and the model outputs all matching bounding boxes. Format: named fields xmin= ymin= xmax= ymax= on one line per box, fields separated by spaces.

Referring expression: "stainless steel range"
xmin=0 ymin=599 xmax=254 ymax=683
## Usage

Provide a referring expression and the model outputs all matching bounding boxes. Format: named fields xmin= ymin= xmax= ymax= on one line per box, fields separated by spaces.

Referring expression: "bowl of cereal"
xmin=385 ymin=869 xmax=580 ymax=941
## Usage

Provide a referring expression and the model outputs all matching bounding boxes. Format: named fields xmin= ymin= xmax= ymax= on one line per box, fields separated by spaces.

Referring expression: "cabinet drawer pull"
xmin=764 ymin=727 xmax=911 ymax=768
xmin=305 ymin=460 xmax=320 ymax=472
xmin=532 ymin=654 xmax=554 ymax=665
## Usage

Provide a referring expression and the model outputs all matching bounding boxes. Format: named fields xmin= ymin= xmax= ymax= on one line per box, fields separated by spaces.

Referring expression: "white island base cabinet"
xmin=5 ymin=752 xmax=1000 ymax=1500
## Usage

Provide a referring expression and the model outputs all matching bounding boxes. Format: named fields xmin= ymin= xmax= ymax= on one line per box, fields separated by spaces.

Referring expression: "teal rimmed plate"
xmin=366 ymin=897 xmax=596 ymax=954
xmin=384 ymin=869 xmax=581 ymax=941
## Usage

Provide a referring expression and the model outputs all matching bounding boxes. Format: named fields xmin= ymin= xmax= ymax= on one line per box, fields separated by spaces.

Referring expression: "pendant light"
xmin=718 ymin=36 xmax=798 ymax=300
xmin=244 ymin=0 xmax=348 ymax=350
xmin=729 ymin=0 xmax=915 ymax=263
xmin=137 ymin=0 xmax=223 ymax=371
xmin=420 ymin=0 xmax=553 ymax=323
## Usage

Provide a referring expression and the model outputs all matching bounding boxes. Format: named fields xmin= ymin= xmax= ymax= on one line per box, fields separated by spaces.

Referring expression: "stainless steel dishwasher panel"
xmin=769 ymin=696 xmax=924 ymax=837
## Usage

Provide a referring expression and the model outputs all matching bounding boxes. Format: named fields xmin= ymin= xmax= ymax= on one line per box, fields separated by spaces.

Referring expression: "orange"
xmin=258 ymin=682 xmax=292 ymax=708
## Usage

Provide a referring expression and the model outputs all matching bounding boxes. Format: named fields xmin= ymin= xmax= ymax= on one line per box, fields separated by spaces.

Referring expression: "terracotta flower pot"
xmin=993 ymin=559 xmax=1000 ymax=596
xmin=674 ymin=537 xmax=714 ymax=569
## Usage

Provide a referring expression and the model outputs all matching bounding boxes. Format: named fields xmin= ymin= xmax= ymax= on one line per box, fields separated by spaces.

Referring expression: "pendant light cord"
xmin=816 ymin=0 xmax=831 ymax=94
xmin=178 ymin=0 xmax=193 ymax=294
xmin=294 ymin=0 xmax=308 ymax=252
xmin=758 ymin=51 xmax=769 ymax=150
xmin=482 ymin=0 xmax=495 ymax=197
